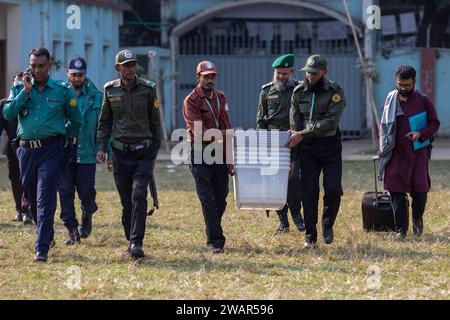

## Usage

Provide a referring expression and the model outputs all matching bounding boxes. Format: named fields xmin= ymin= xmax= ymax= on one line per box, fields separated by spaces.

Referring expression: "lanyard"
xmin=309 ymin=93 xmax=316 ymax=123
xmin=203 ymin=95 xmax=221 ymax=129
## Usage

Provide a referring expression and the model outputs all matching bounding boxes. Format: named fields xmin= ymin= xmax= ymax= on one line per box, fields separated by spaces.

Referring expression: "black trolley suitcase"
xmin=361 ymin=156 xmax=395 ymax=231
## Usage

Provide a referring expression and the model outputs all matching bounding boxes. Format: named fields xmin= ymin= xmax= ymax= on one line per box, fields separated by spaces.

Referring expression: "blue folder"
xmin=408 ymin=111 xmax=430 ymax=151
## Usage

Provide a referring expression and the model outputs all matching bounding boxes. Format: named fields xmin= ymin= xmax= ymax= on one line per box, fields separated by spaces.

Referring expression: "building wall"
xmin=1 ymin=0 xmax=124 ymax=95
xmin=173 ymin=0 xmax=363 ymax=23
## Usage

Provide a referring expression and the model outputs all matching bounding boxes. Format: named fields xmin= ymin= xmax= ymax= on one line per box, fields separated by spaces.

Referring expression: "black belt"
xmin=19 ymin=135 xmax=63 ymax=149
xmin=111 ymin=138 xmax=152 ymax=152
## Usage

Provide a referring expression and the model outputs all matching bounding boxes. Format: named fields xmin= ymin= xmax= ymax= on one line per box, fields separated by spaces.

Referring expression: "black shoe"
xmin=292 ymin=213 xmax=306 ymax=232
xmin=394 ymin=231 xmax=407 ymax=241
xmin=322 ymin=227 xmax=334 ymax=244
xmin=296 ymin=220 xmax=306 ymax=232
xmin=34 ymin=252 xmax=48 ymax=262
xmin=274 ymin=223 xmax=289 ymax=235
xmin=413 ymin=219 xmax=423 ymax=237
xmin=302 ymin=239 xmax=317 ymax=250
xmin=64 ymin=228 xmax=81 ymax=245
xmin=79 ymin=213 xmax=92 ymax=239
xmin=12 ymin=212 xmax=23 ymax=222
xmin=22 ymin=213 xmax=33 ymax=225
xmin=129 ymin=243 xmax=144 ymax=259
xmin=211 ymin=247 xmax=224 ymax=254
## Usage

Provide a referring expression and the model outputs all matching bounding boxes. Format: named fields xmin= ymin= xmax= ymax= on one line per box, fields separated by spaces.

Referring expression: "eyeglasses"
xmin=396 ymin=82 xmax=414 ymax=89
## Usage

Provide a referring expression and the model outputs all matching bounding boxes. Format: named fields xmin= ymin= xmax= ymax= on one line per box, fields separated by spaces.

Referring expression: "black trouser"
xmin=6 ymin=144 xmax=29 ymax=213
xmin=298 ymin=135 xmax=343 ymax=243
xmin=189 ymin=163 xmax=229 ymax=249
xmin=112 ymin=148 xmax=152 ymax=246
xmin=277 ymin=159 xmax=303 ymax=225
xmin=390 ymin=192 xmax=427 ymax=233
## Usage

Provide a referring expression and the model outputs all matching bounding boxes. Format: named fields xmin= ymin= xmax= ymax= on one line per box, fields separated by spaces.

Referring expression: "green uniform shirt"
xmin=3 ymin=77 xmax=82 ymax=140
xmin=290 ymin=78 xmax=346 ymax=138
xmin=257 ymin=80 xmax=299 ymax=130
xmin=97 ymin=77 xmax=161 ymax=152
xmin=67 ymin=78 xmax=103 ymax=164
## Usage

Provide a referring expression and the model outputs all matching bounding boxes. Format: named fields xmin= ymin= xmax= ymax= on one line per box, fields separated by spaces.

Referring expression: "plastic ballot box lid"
xmin=233 ymin=129 xmax=291 ymax=210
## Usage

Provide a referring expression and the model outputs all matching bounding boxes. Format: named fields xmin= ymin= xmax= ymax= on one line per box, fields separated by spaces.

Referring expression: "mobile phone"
xmin=23 ymin=67 xmax=33 ymax=84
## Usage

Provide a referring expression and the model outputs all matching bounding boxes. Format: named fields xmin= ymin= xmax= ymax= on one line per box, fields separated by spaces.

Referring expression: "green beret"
xmin=301 ymin=54 xmax=327 ymax=73
xmin=272 ymin=54 xmax=294 ymax=68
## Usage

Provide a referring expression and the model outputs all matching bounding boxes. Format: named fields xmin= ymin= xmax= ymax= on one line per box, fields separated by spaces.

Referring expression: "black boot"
xmin=413 ymin=218 xmax=423 ymax=236
xmin=64 ymin=228 xmax=81 ymax=245
xmin=291 ymin=211 xmax=305 ymax=232
xmin=12 ymin=212 xmax=23 ymax=222
xmin=275 ymin=211 xmax=290 ymax=235
xmin=22 ymin=212 xmax=33 ymax=225
xmin=79 ymin=213 xmax=92 ymax=239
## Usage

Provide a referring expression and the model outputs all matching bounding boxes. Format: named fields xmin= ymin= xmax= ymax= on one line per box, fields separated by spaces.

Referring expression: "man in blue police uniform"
xmin=287 ymin=54 xmax=346 ymax=249
xmin=3 ymin=48 xmax=82 ymax=262
xmin=58 ymin=56 xmax=102 ymax=245
xmin=257 ymin=54 xmax=305 ymax=234
xmin=97 ymin=49 xmax=161 ymax=259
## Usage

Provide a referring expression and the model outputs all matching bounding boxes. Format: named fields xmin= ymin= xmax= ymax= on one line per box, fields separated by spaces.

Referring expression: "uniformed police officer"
xmin=257 ymin=54 xmax=305 ymax=235
xmin=183 ymin=61 xmax=234 ymax=254
xmin=3 ymin=48 xmax=82 ymax=262
xmin=97 ymin=49 xmax=161 ymax=259
xmin=286 ymin=54 xmax=346 ymax=249
xmin=58 ymin=56 xmax=102 ymax=245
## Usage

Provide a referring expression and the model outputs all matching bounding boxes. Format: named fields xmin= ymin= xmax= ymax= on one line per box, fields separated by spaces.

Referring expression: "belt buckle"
xmin=30 ymin=139 xmax=42 ymax=149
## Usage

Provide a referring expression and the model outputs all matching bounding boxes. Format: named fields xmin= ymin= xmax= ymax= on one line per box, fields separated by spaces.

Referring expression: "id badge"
xmin=306 ymin=121 xmax=314 ymax=130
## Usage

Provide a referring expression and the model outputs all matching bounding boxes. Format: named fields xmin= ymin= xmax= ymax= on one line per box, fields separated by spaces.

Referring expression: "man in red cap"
xmin=183 ymin=60 xmax=234 ymax=254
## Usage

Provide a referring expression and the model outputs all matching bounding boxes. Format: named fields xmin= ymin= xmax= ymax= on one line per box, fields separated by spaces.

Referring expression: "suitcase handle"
xmin=372 ymin=156 xmax=380 ymax=206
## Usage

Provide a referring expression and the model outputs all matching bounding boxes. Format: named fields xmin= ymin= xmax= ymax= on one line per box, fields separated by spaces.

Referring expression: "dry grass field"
xmin=0 ymin=158 xmax=448 ymax=299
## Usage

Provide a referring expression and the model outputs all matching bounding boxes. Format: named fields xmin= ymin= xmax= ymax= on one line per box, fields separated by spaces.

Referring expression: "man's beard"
xmin=273 ymin=76 xmax=294 ymax=91
xmin=397 ymin=88 xmax=413 ymax=97
xmin=305 ymin=76 xmax=324 ymax=93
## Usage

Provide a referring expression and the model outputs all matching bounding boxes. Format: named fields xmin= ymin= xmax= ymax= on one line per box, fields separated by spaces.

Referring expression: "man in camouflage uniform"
xmin=97 ymin=49 xmax=161 ymax=259
xmin=287 ymin=54 xmax=346 ymax=249
xmin=257 ymin=54 xmax=305 ymax=235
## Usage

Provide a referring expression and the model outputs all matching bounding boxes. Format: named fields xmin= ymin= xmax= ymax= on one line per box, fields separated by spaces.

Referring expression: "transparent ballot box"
xmin=233 ymin=130 xmax=291 ymax=210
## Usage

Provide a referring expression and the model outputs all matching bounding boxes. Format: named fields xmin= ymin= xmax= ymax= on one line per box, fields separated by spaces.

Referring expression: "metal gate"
xmin=176 ymin=54 xmax=362 ymax=138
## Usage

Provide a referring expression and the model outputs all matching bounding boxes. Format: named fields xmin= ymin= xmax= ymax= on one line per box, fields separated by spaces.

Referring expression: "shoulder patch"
xmin=261 ymin=82 xmax=273 ymax=90
xmin=69 ymin=98 xmax=78 ymax=107
xmin=332 ymin=94 xmax=342 ymax=103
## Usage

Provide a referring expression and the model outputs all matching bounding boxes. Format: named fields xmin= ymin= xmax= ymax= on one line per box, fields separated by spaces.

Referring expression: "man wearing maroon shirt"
xmin=380 ymin=65 xmax=440 ymax=241
xmin=183 ymin=61 xmax=235 ymax=254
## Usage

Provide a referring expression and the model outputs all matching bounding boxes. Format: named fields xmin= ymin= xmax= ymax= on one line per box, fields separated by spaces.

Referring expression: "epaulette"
xmin=104 ymin=79 xmax=117 ymax=89
xmin=261 ymin=82 xmax=273 ymax=90
xmin=54 ymin=80 xmax=71 ymax=89
xmin=139 ymin=78 xmax=156 ymax=88
xmin=328 ymin=79 xmax=342 ymax=92
xmin=293 ymin=81 xmax=305 ymax=93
